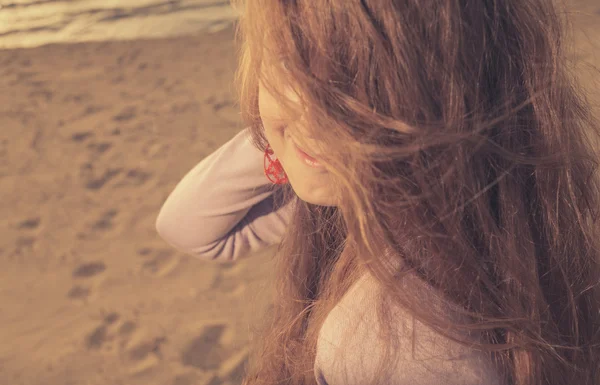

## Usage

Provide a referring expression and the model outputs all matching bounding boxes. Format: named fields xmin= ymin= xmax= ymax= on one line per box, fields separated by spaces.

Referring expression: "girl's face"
xmin=258 ymin=77 xmax=337 ymax=206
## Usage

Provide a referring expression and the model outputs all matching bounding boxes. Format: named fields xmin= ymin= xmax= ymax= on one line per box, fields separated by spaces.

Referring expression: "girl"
xmin=156 ymin=0 xmax=600 ymax=384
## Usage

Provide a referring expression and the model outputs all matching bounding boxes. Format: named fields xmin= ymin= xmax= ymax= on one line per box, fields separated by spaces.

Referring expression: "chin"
xmin=291 ymin=183 xmax=337 ymax=207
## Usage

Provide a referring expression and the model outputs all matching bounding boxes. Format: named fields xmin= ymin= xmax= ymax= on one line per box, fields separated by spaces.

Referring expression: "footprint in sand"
xmin=171 ymin=373 xmax=202 ymax=385
xmin=128 ymin=336 xmax=167 ymax=362
xmin=87 ymin=168 xmax=123 ymax=190
xmin=71 ymin=131 xmax=94 ymax=142
xmin=111 ymin=74 xmax=125 ymax=84
xmin=68 ymin=262 xmax=104 ymax=301
xmin=204 ymin=376 xmax=223 ymax=385
xmin=72 ymin=261 xmax=106 ymax=278
xmin=80 ymin=105 xmax=107 ymax=118
xmin=83 ymin=313 xmax=133 ymax=354
xmin=13 ymin=236 xmax=36 ymax=255
xmin=117 ymin=318 xmax=136 ymax=332
xmin=89 ymin=209 xmax=119 ymax=232
xmin=0 ymin=138 xmax=8 ymax=159
xmin=113 ymin=168 xmax=152 ymax=188
xmin=113 ymin=106 xmax=137 ymax=122
xmin=85 ymin=324 xmax=110 ymax=350
xmin=66 ymin=285 xmax=91 ymax=301
xmin=17 ymin=216 xmax=40 ymax=230
xmin=83 ymin=312 xmax=167 ymax=374
xmin=28 ymin=88 xmax=53 ymax=103
xmin=79 ymin=162 xmax=122 ymax=190
xmin=104 ymin=312 xmax=120 ymax=325
xmin=141 ymin=140 xmax=170 ymax=159
xmin=169 ymin=101 xmax=200 ymax=114
xmin=116 ymin=48 xmax=142 ymax=66
xmin=208 ymin=262 xmax=248 ymax=296
xmin=211 ymin=98 xmax=239 ymax=126
xmin=210 ymin=273 xmax=247 ymax=296
xmin=126 ymin=169 xmax=152 ymax=185
xmin=212 ymin=99 xmax=235 ymax=112
xmin=181 ymin=324 xmax=229 ymax=371
xmin=216 ymin=347 xmax=250 ymax=384
xmin=180 ymin=323 xmax=249 ymax=384
xmin=87 ymin=141 xmax=113 ymax=155
xmin=85 ymin=311 xmax=120 ymax=351
xmin=62 ymin=92 xmax=92 ymax=104
xmin=118 ymin=320 xmax=168 ymax=375
xmin=136 ymin=247 xmax=180 ymax=277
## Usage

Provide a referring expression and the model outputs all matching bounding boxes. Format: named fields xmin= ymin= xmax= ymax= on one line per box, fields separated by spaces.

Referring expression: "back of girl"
xmin=232 ymin=0 xmax=600 ymax=384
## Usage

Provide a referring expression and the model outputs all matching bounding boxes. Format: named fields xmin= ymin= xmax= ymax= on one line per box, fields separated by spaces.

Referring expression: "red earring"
xmin=264 ymin=144 xmax=289 ymax=184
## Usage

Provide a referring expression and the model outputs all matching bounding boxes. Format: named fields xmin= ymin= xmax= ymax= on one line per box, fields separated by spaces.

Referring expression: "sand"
xmin=0 ymin=27 xmax=276 ymax=385
xmin=0 ymin=3 xmax=599 ymax=385
xmin=0 ymin=0 xmax=239 ymax=49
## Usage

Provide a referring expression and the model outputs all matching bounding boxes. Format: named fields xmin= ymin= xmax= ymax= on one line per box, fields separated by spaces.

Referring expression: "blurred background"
xmin=0 ymin=1 xmax=598 ymax=385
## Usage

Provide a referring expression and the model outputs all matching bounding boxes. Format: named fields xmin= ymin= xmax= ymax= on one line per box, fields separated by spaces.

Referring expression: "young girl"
xmin=156 ymin=0 xmax=600 ymax=384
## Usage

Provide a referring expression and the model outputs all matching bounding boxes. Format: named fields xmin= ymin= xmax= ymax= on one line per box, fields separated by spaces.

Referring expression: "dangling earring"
xmin=264 ymin=143 xmax=289 ymax=184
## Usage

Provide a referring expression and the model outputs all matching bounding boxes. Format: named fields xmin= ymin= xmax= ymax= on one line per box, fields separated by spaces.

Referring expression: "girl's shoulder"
xmin=315 ymin=271 xmax=501 ymax=385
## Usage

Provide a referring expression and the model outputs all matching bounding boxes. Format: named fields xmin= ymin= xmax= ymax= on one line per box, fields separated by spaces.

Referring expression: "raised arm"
xmin=155 ymin=128 xmax=294 ymax=262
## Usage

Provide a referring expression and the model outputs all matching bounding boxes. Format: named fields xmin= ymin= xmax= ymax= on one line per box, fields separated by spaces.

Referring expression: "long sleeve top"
xmin=155 ymin=128 xmax=501 ymax=385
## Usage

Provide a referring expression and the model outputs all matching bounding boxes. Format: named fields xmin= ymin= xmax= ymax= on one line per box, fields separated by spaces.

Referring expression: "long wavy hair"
xmin=230 ymin=0 xmax=600 ymax=384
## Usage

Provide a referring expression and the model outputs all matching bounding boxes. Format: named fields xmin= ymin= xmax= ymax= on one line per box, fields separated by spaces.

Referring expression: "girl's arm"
xmin=155 ymin=128 xmax=293 ymax=263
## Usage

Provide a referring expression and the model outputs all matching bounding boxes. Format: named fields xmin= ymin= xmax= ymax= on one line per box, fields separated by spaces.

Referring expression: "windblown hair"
xmin=231 ymin=0 xmax=600 ymax=384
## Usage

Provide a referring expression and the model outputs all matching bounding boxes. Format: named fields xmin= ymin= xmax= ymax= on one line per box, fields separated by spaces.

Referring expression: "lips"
xmin=290 ymin=136 xmax=324 ymax=168
xmin=292 ymin=138 xmax=317 ymax=159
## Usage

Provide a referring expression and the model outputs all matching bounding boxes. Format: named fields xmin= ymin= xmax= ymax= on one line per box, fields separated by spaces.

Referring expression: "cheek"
xmin=259 ymin=81 xmax=301 ymax=143
xmin=258 ymin=82 xmax=283 ymax=125
xmin=263 ymin=122 xmax=286 ymax=150
xmin=259 ymin=101 xmax=286 ymax=149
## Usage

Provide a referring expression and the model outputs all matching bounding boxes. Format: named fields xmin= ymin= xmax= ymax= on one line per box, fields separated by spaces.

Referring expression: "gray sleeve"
xmin=155 ymin=128 xmax=293 ymax=263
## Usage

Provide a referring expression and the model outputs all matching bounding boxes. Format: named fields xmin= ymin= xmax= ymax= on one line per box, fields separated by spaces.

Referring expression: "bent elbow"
xmin=155 ymin=211 xmax=235 ymax=263
xmin=154 ymin=209 xmax=195 ymax=255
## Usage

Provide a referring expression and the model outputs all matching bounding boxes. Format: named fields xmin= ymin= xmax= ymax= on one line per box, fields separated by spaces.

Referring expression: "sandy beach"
xmin=0 ymin=2 xmax=599 ymax=385
xmin=0 ymin=27 xmax=276 ymax=385
xmin=0 ymin=0 xmax=238 ymax=49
